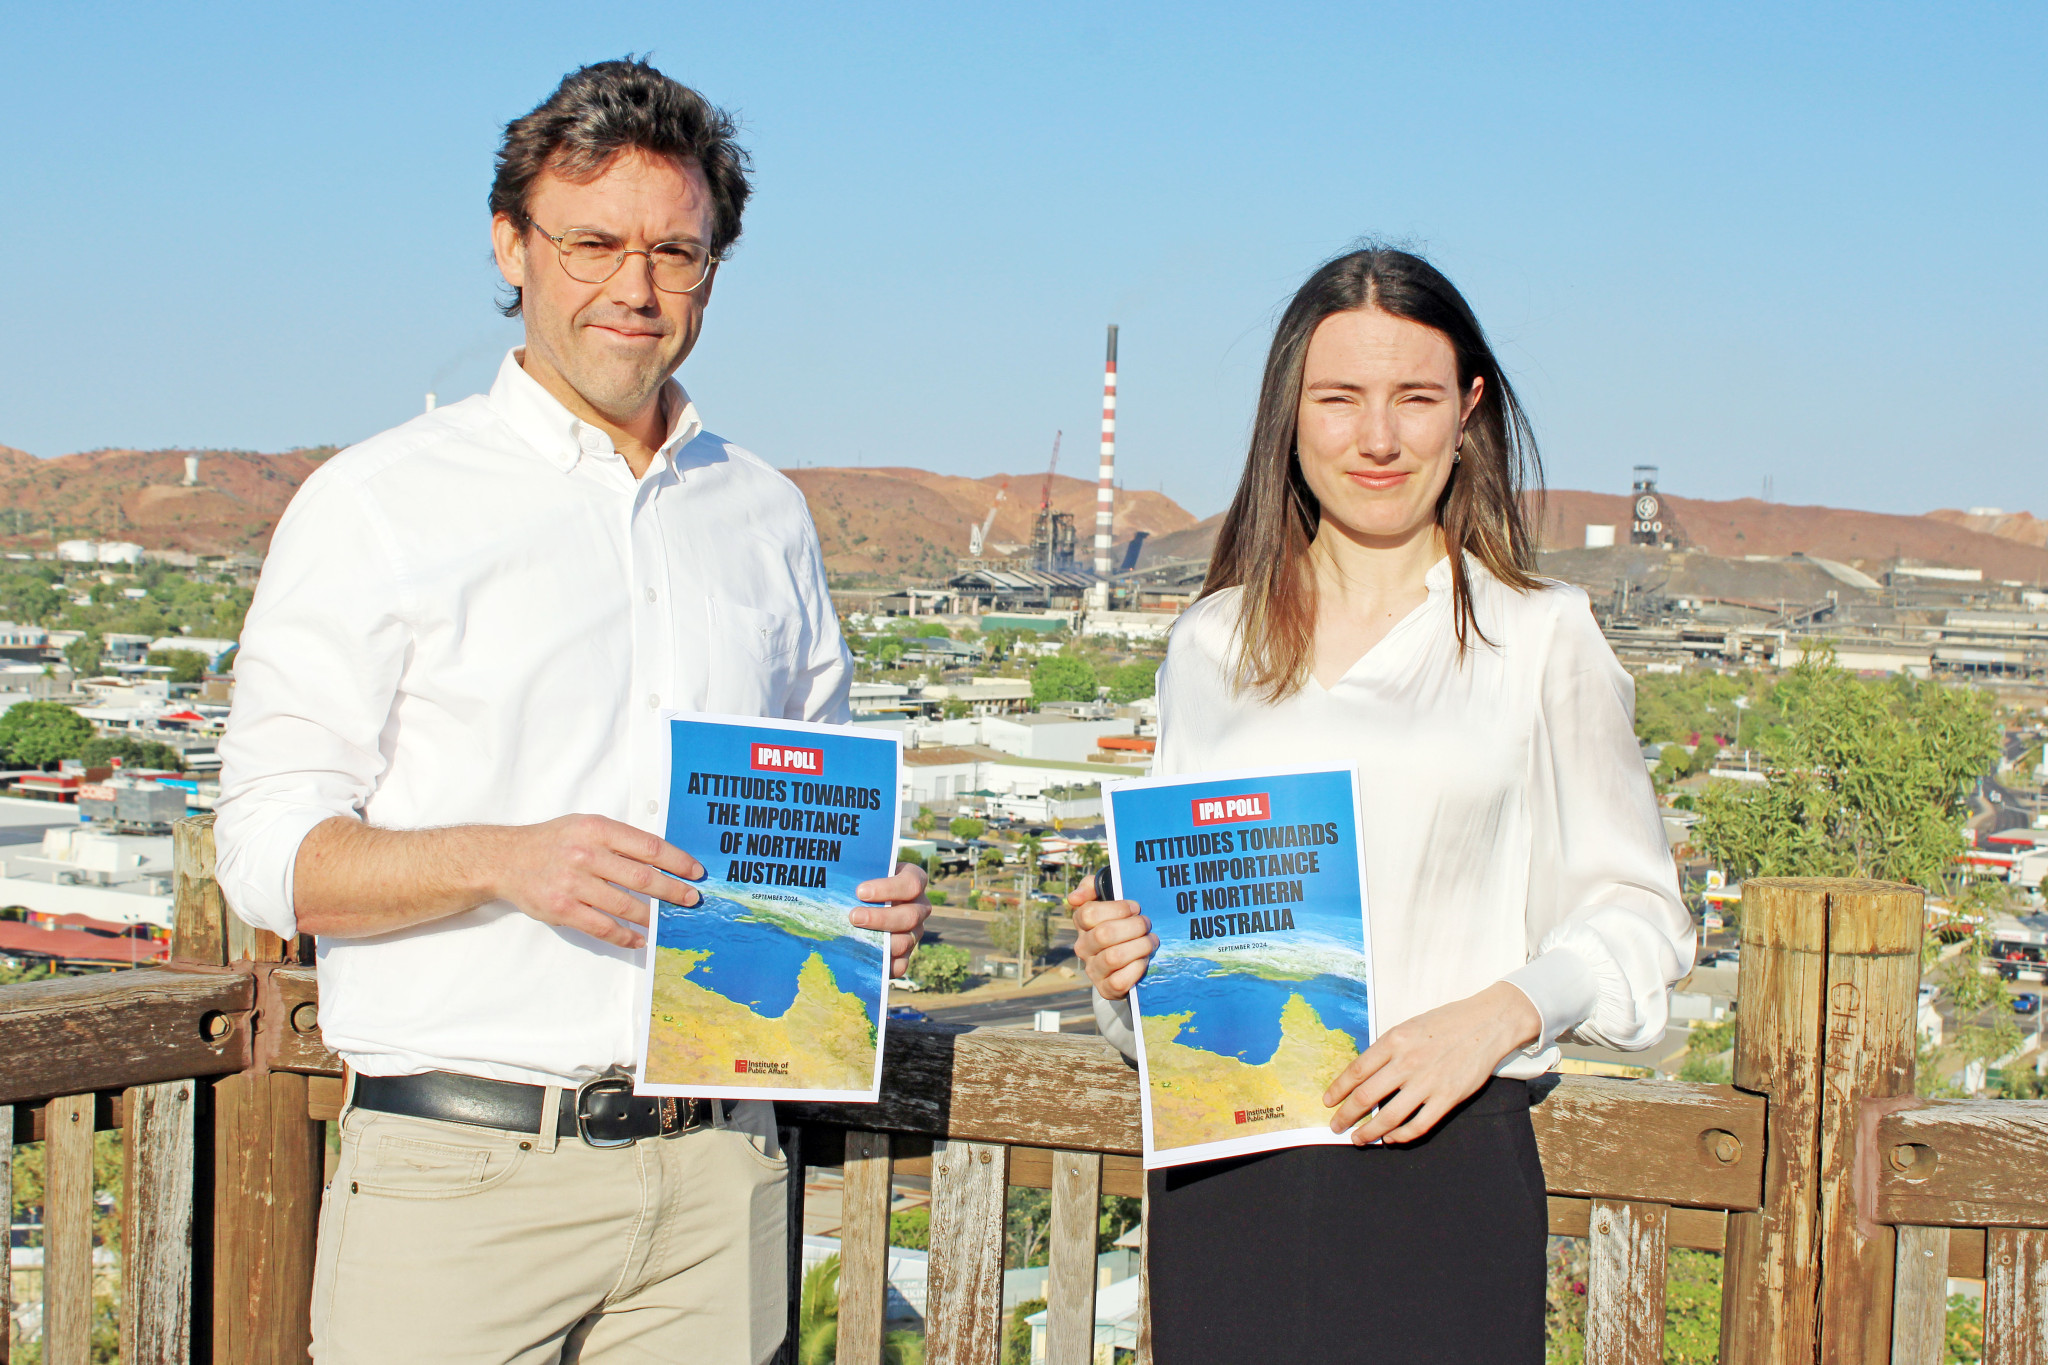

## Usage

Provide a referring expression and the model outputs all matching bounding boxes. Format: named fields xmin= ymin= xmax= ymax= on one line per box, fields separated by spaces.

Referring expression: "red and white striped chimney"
xmin=1091 ymin=325 xmax=1118 ymax=608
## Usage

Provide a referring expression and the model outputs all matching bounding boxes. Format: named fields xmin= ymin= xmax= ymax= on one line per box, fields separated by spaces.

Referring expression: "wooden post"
xmin=1 ymin=1103 xmax=11 ymax=1365
xmin=123 ymin=1079 xmax=197 ymax=1365
xmin=173 ymin=816 xmax=322 ymax=1365
xmin=43 ymin=1094 xmax=95 ymax=1365
xmin=839 ymin=1130 xmax=892 ymax=1364
xmin=1719 ymin=877 xmax=1923 ymax=1365
xmin=1890 ymin=1225 xmax=1952 ymax=1365
xmin=925 ymin=1139 xmax=1009 ymax=1365
xmin=1987 ymin=1227 xmax=2048 ymax=1364
xmin=1585 ymin=1198 xmax=1668 ymax=1364
xmin=1816 ymin=881 xmax=1923 ymax=1363
xmin=1044 ymin=1150 xmax=1102 ymax=1365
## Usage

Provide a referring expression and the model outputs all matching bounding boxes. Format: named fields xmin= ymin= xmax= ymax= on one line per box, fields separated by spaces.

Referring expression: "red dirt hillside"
xmin=0 ymin=446 xmax=335 ymax=555
xmin=1928 ymin=508 xmax=2048 ymax=550
xmin=1536 ymin=490 xmax=2048 ymax=582
xmin=785 ymin=467 xmax=1198 ymax=583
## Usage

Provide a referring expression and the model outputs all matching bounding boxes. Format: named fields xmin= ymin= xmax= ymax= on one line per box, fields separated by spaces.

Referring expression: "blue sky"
xmin=3 ymin=3 xmax=2042 ymax=518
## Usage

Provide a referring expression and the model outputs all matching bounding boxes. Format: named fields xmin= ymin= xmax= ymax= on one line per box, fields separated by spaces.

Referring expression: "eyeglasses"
xmin=522 ymin=216 xmax=717 ymax=294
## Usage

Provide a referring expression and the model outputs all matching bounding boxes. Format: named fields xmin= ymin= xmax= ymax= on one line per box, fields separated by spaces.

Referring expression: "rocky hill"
xmin=5 ymin=438 xmax=2046 ymax=586
xmin=786 ymin=466 xmax=1197 ymax=583
xmin=1135 ymin=492 xmax=2048 ymax=585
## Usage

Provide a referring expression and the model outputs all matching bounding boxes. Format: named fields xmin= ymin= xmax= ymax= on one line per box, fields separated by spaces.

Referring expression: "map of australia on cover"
xmin=636 ymin=714 xmax=901 ymax=1102
xmin=1107 ymin=766 xmax=1376 ymax=1168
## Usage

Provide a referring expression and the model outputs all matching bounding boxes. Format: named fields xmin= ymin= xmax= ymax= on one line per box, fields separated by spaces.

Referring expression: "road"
xmin=920 ymin=986 xmax=1099 ymax=1033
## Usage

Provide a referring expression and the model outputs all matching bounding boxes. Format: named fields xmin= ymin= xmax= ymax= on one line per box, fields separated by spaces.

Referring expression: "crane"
xmin=968 ymin=479 xmax=1009 ymax=556
xmin=1040 ymin=430 xmax=1062 ymax=511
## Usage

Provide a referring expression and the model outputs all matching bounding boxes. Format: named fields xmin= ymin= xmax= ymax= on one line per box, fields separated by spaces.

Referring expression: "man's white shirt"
xmin=215 ymin=351 xmax=852 ymax=1087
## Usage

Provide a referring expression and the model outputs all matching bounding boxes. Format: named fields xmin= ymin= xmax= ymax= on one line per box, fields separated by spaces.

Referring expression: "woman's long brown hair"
xmin=1200 ymin=247 xmax=1545 ymax=700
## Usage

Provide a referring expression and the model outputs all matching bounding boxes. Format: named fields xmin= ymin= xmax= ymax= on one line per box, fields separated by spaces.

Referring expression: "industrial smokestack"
xmin=1091 ymin=325 xmax=1117 ymax=610
xmin=424 ymin=392 xmax=438 ymax=413
xmin=182 ymin=455 xmax=198 ymax=487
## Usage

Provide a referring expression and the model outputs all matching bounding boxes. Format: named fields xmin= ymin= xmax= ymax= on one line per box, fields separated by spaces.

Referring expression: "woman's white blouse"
xmin=1093 ymin=555 xmax=1693 ymax=1079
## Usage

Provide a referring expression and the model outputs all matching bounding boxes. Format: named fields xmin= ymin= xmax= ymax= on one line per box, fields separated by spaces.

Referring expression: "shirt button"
xmin=645 ymin=587 xmax=658 ymax=603
xmin=647 ymin=693 xmax=660 ymax=709
xmin=646 ymin=800 xmax=659 ymax=814
xmin=578 ymin=428 xmax=605 ymax=453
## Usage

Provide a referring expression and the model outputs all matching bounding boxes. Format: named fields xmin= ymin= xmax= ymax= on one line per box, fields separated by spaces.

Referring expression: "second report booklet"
xmin=1105 ymin=764 xmax=1376 ymax=1168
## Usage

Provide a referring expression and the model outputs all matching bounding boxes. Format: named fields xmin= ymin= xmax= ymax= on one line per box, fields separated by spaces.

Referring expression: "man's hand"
xmin=1066 ymin=878 xmax=1156 ymax=1000
xmin=855 ymin=862 xmax=932 ymax=977
xmin=489 ymin=814 xmax=703 ymax=951
xmin=1321 ymin=982 xmax=1542 ymax=1145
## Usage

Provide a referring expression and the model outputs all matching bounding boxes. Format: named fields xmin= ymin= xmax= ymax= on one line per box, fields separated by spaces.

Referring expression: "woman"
xmin=1071 ymin=247 xmax=1691 ymax=1363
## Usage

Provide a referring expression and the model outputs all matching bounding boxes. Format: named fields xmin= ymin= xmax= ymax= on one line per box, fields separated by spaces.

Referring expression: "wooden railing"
xmin=3 ymin=824 xmax=2046 ymax=1362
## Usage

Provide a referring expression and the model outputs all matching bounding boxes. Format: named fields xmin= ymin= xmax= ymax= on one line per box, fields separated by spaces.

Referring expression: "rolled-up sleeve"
xmin=214 ymin=474 xmax=410 ymax=938
xmin=1503 ymin=599 xmax=1693 ymax=1053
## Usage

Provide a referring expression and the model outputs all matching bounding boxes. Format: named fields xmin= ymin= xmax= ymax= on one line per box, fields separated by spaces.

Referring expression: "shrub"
xmin=907 ymin=942 xmax=970 ymax=993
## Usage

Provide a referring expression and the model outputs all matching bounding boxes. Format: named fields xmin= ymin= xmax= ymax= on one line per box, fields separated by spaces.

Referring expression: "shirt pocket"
xmin=704 ymin=596 xmax=802 ymax=716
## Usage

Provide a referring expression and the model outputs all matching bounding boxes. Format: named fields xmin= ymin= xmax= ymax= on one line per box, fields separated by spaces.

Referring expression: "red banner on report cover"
xmin=1190 ymin=793 xmax=1270 ymax=826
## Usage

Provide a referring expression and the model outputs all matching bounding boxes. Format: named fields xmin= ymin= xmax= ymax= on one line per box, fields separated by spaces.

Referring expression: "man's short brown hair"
xmin=490 ymin=58 xmax=752 ymax=317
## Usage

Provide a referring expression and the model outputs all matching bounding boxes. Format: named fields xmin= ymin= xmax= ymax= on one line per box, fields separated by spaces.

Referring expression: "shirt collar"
xmin=1425 ymin=553 xmax=1459 ymax=593
xmin=486 ymin=348 xmax=704 ymax=476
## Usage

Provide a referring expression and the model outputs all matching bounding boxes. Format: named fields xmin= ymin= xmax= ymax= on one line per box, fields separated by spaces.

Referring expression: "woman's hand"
xmin=1323 ymin=982 xmax=1542 ymax=1145
xmin=1066 ymin=879 xmax=1158 ymax=1000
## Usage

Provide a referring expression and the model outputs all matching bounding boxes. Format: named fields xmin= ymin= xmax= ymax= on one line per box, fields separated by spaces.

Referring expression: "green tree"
xmin=913 ymin=622 xmax=950 ymax=639
xmin=1003 ymin=1297 xmax=1046 ymax=1365
xmin=1692 ymin=737 xmax=1722 ymax=774
xmin=1677 ymin=1019 xmax=1735 ymax=1084
xmin=948 ymin=816 xmax=986 ymax=842
xmin=942 ymin=698 xmax=970 ymax=720
xmin=988 ymin=900 xmax=1052 ymax=971
xmin=906 ymin=942 xmax=970 ymax=993
xmin=890 ymin=1208 xmax=930 ymax=1250
xmin=896 ymin=847 xmax=927 ymax=873
xmin=1098 ymin=1195 xmax=1142 ymax=1254
xmin=1101 ymin=659 xmax=1159 ymax=704
xmin=912 ymin=805 xmax=937 ymax=837
xmin=797 ymin=1253 xmax=840 ymax=1365
xmin=1692 ymin=651 xmax=2000 ymax=889
xmin=1005 ymin=1186 xmax=1051 ymax=1268
xmin=147 ymin=647 xmax=211 ymax=684
xmin=81 ymin=735 xmax=184 ymax=771
xmin=0 ymin=573 xmax=62 ymax=624
xmin=0 ymin=699 xmax=95 ymax=767
xmin=63 ymin=631 xmax=104 ymax=677
xmin=1030 ymin=654 xmax=1098 ymax=704
xmin=1655 ymin=746 xmax=1693 ymax=784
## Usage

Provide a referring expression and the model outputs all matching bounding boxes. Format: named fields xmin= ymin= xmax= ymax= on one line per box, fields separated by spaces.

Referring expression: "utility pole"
xmin=1017 ymin=871 xmax=1030 ymax=982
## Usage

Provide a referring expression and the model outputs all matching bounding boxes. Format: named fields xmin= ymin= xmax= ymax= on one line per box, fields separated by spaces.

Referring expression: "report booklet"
xmin=1105 ymin=765 xmax=1376 ymax=1168
xmin=634 ymin=714 xmax=901 ymax=1102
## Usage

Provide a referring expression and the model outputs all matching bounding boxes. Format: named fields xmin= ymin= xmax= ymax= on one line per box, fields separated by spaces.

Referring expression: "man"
xmin=215 ymin=59 xmax=929 ymax=1363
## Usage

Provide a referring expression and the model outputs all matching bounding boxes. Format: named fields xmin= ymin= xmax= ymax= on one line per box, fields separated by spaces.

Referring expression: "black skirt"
xmin=1146 ymin=1077 xmax=1547 ymax=1365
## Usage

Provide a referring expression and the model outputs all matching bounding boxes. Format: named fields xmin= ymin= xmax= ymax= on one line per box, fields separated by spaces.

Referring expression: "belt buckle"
xmin=573 ymin=1069 xmax=640 ymax=1149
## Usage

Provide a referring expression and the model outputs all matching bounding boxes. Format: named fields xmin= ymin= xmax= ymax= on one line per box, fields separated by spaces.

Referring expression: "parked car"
xmin=887 ymin=1005 xmax=930 ymax=1023
xmin=2013 ymin=994 xmax=2041 ymax=1016
xmin=1919 ymin=983 xmax=1940 ymax=1007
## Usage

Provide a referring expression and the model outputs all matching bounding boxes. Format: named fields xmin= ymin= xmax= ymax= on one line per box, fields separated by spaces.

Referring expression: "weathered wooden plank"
xmin=1816 ymin=880 xmax=1922 ymax=1363
xmin=1987 ymin=1227 xmax=2048 ymax=1364
xmin=1136 ymin=1179 xmax=1152 ymax=1365
xmin=269 ymin=966 xmax=342 ymax=1076
xmin=1954 ymin=1227 xmax=1988 ymax=1280
xmin=172 ymin=816 xmax=229 ymax=967
xmin=1045 ymin=1150 xmax=1101 ymax=1365
xmin=925 ymin=1139 xmax=1009 ymax=1365
xmin=174 ymin=815 xmax=293 ymax=966
xmin=784 ymin=1026 xmax=1143 ymax=1154
xmin=307 ymin=1074 xmax=344 ymax=1122
xmin=1531 ymin=1075 xmax=1765 ymax=1210
xmin=44 ymin=1094 xmax=96 ymax=1365
xmin=0 ymin=969 xmax=251 ymax=1106
xmin=1547 ymin=1195 xmax=1726 ymax=1252
xmin=1890 ymin=1225 xmax=1952 ymax=1365
xmin=786 ymin=1024 xmax=1764 ymax=1209
xmin=1585 ymin=1199 xmax=1668 ymax=1365
xmin=1870 ymin=1100 xmax=2048 ymax=1227
xmin=211 ymin=1069 xmax=322 ymax=1365
xmin=123 ymin=1079 xmax=196 ymax=1365
xmin=1006 ymin=1146 xmax=1143 ymax=1198
xmin=839 ymin=1130 xmax=891 ymax=1365
xmin=1 ymin=1104 xmax=12 ymax=1365
xmin=14 ymin=1093 xmax=119 ymax=1143
xmin=1721 ymin=878 xmax=1830 ymax=1365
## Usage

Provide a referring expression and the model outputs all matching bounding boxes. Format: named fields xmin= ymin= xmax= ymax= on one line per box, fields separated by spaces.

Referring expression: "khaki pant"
xmin=311 ymin=1093 xmax=789 ymax=1364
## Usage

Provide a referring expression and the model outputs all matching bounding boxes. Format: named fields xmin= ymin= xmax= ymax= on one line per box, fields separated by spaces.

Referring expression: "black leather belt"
xmin=351 ymin=1070 xmax=721 ymax=1148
